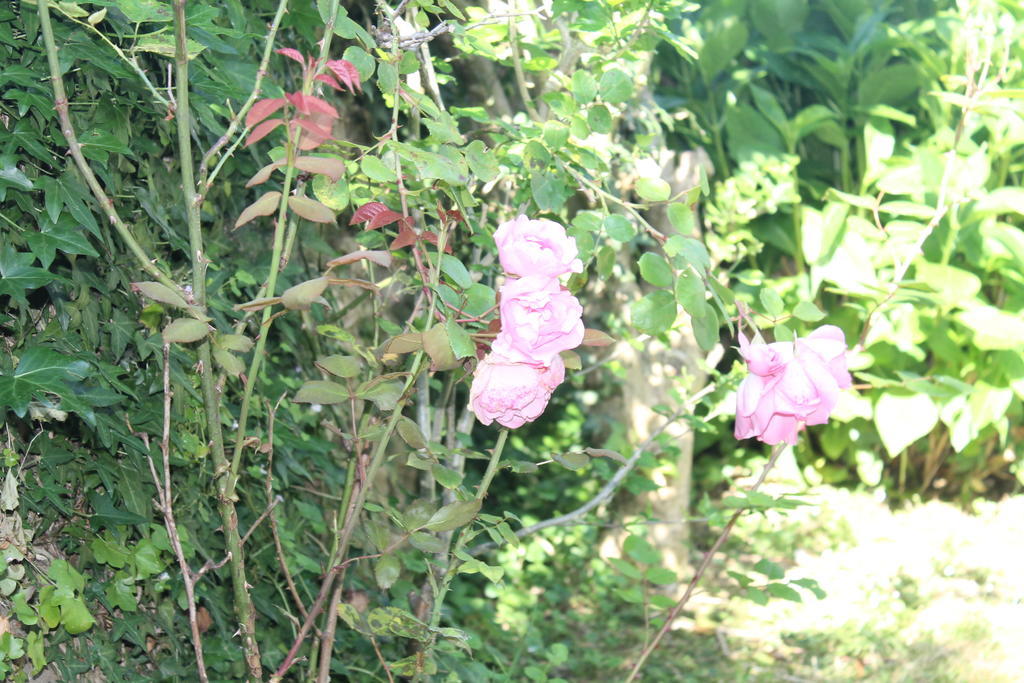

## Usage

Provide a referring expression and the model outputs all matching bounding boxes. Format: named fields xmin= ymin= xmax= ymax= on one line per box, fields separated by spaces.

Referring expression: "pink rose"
xmin=493 ymin=215 xmax=583 ymax=278
xmin=735 ymin=326 xmax=851 ymax=445
xmin=492 ymin=275 xmax=584 ymax=365
xmin=470 ymin=353 xmax=566 ymax=429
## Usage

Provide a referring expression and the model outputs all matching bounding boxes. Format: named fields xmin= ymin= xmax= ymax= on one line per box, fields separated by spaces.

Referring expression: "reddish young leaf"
xmin=368 ymin=210 xmax=405 ymax=230
xmin=245 ymin=161 xmax=284 ymax=188
xmin=350 ymin=201 xmax=393 ymax=226
xmin=314 ymin=73 xmax=343 ymax=91
xmin=234 ymin=191 xmax=282 ymax=230
xmin=419 ymin=230 xmax=453 ymax=253
xmin=246 ymin=118 xmax=283 ymax=147
xmin=288 ymin=196 xmax=336 ymax=223
xmin=285 ymin=92 xmax=338 ymax=118
xmin=391 ymin=229 xmax=418 ymax=250
xmin=246 ymin=97 xmax=286 ymax=128
xmin=581 ymin=329 xmax=616 ymax=347
xmin=294 ymin=156 xmax=347 ymax=181
xmin=292 ymin=118 xmax=332 ymax=145
xmin=276 ymin=47 xmax=307 ymax=66
xmin=326 ymin=59 xmax=362 ymax=92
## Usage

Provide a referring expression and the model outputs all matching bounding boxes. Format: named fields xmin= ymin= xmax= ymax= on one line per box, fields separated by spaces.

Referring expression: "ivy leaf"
xmin=0 ymin=246 xmax=54 ymax=303
xmin=23 ymin=217 xmax=98 ymax=268
xmin=0 ymin=347 xmax=91 ymax=418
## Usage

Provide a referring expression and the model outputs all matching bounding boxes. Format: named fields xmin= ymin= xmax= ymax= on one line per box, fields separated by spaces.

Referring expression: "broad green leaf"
xmin=638 ymin=253 xmax=673 ymax=288
xmin=360 ymin=155 xmax=397 ymax=183
xmin=956 ymin=306 xmax=1024 ymax=350
xmin=446 ymin=320 xmax=475 ymax=359
xmin=312 ymin=174 xmax=350 ymax=211
xmin=587 ymin=104 xmax=612 ymax=134
xmin=131 ymin=282 xmax=189 ymax=309
xmin=466 ymin=140 xmax=499 ymax=182
xmin=599 ymin=68 xmax=632 ymax=103
xmin=604 ymin=214 xmax=635 ymax=241
xmin=294 ymin=380 xmax=349 ymax=404
xmin=635 ymin=177 xmax=671 ymax=202
xmin=0 ymin=246 xmax=53 ymax=302
xmin=631 ymin=290 xmax=677 ymax=335
xmin=874 ymin=392 xmax=939 ymax=456
xmin=409 ymin=531 xmax=445 ymax=553
xmin=765 ymin=582 xmax=803 ymax=602
xmin=553 ymin=452 xmax=588 ymax=471
xmin=23 ymin=218 xmax=98 ymax=268
xmin=0 ymin=347 xmax=91 ymax=418
xmin=691 ymin=302 xmax=720 ymax=351
xmin=281 ymin=277 xmax=328 ymax=310
xmin=424 ymin=499 xmax=481 ymax=532
xmin=422 ymin=324 xmax=460 ymax=371
xmin=374 ymin=554 xmax=401 ymax=590
xmin=397 ymin=416 xmax=427 ymax=449
xmin=431 ymin=464 xmax=463 ymax=489
xmin=315 ymin=355 xmax=361 ymax=378
xmin=753 ymin=558 xmax=784 ymax=580
xmin=571 ymin=70 xmax=597 ymax=103
xmin=645 ymin=567 xmax=677 ymax=585
xmin=355 ymin=380 xmax=403 ymax=411
xmin=441 ymin=254 xmax=472 ymax=289
xmin=623 ymin=534 xmax=660 ymax=564
xmin=162 ymin=318 xmax=209 ymax=343
xmin=793 ymin=301 xmax=826 ymax=322
xmin=759 ymin=288 xmax=785 ymax=318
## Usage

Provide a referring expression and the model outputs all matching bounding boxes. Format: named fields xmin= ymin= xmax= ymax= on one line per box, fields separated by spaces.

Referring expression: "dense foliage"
xmin=1 ymin=0 xmax=1022 ymax=679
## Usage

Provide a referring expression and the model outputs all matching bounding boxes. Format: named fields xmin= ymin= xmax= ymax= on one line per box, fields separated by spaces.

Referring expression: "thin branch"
xmin=199 ymin=0 xmax=290 ymax=192
xmin=145 ymin=345 xmax=210 ymax=682
xmin=37 ymin=0 xmax=179 ymax=292
xmin=625 ymin=443 xmax=787 ymax=682
xmin=507 ymin=9 xmax=541 ymax=121
xmin=266 ymin=398 xmax=309 ymax=620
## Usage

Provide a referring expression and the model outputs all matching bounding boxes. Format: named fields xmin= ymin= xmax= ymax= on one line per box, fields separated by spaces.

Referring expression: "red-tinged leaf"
xmin=314 ymin=73 xmax=343 ymax=91
xmin=419 ymin=231 xmax=453 ymax=253
xmin=286 ymin=92 xmax=338 ymax=118
xmin=246 ymin=118 xmax=283 ymax=147
xmin=288 ymin=196 xmax=336 ymax=223
xmin=292 ymin=118 xmax=332 ymax=144
xmin=581 ymin=329 xmax=616 ymax=347
xmin=350 ymin=202 xmax=391 ymax=225
xmin=391 ymin=227 xmax=418 ymax=250
xmin=234 ymin=191 xmax=282 ymax=230
xmin=276 ymin=47 xmax=306 ymax=66
xmin=325 ymin=250 xmax=393 ymax=269
xmin=294 ymin=156 xmax=347 ymax=181
xmin=246 ymin=161 xmax=284 ymax=188
xmin=246 ymin=97 xmax=286 ymax=128
xmin=367 ymin=209 xmax=405 ymax=230
xmin=326 ymin=59 xmax=361 ymax=92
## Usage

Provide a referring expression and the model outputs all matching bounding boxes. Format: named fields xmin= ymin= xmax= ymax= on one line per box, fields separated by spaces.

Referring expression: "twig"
xmin=469 ymin=386 xmax=714 ymax=556
xmin=199 ymin=0 xmax=290 ymax=192
xmin=37 ymin=0 xmax=179 ymax=292
xmin=369 ymin=636 xmax=396 ymax=683
xmin=266 ymin=398 xmax=309 ymax=619
xmin=507 ymin=8 xmax=541 ymax=121
xmin=240 ymin=497 xmax=279 ymax=547
xmin=624 ymin=443 xmax=787 ymax=682
xmin=145 ymin=345 xmax=210 ymax=682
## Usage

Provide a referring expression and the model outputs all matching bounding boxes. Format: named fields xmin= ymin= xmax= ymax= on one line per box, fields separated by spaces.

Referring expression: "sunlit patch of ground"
xmin=681 ymin=473 xmax=1024 ymax=682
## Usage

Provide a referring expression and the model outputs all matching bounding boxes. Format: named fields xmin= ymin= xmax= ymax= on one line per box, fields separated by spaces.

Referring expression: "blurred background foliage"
xmin=1 ymin=0 xmax=1022 ymax=679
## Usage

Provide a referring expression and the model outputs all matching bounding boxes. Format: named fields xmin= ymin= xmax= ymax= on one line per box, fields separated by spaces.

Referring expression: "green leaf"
xmin=87 ymin=492 xmax=147 ymax=528
xmin=553 ymin=452 xmax=589 ymax=471
xmin=874 ymin=392 xmax=939 ymax=456
xmin=431 ymin=464 xmax=464 ymax=489
xmin=441 ymin=254 xmax=472 ymax=289
xmin=956 ymin=306 xmax=1024 ymax=350
xmin=667 ymin=203 xmax=695 ymax=232
xmin=48 ymin=559 xmax=85 ymax=593
xmin=531 ymin=172 xmax=570 ymax=212
xmin=0 ymin=246 xmax=53 ymax=302
xmin=599 ymin=68 xmax=632 ymax=103
xmin=162 ymin=318 xmax=209 ymax=344
xmin=604 ymin=214 xmax=635 ymax=241
xmin=638 ymin=253 xmax=673 ymax=288
xmin=623 ymin=535 xmax=660 ymax=565
xmin=281 ymin=277 xmax=329 ymax=310
xmin=315 ymin=355 xmax=362 ymax=379
xmin=645 ymin=567 xmax=677 ymax=585
xmin=607 ymin=557 xmax=642 ymax=580
xmin=572 ymin=70 xmax=597 ymax=103
xmin=0 ymin=347 xmax=91 ymax=418
xmin=409 ymin=531 xmax=445 ymax=553
xmin=312 ymin=174 xmax=350 ymax=211
xmin=587 ymin=104 xmax=613 ymax=134
xmin=23 ymin=218 xmax=99 ymax=268
xmin=424 ymin=499 xmax=481 ymax=532
xmin=397 ymin=417 xmax=427 ymax=449
xmin=466 ymin=140 xmax=499 ymax=182
xmin=374 ymin=554 xmax=401 ymax=590
xmin=131 ymin=281 xmax=190 ymax=309
xmin=759 ymin=288 xmax=785 ymax=318
xmin=745 ymin=587 xmax=769 ymax=605
xmin=674 ymin=269 xmax=706 ymax=316
xmin=361 ymin=155 xmax=397 ymax=183
xmin=765 ymin=582 xmax=803 ymax=602
xmin=793 ymin=301 xmax=826 ymax=322
xmin=422 ymin=324 xmax=460 ymax=371
xmin=631 ymin=290 xmax=677 ymax=335
xmin=691 ymin=302 xmax=720 ymax=351
xmin=753 ymin=558 xmax=784 ymax=580
xmin=294 ymin=380 xmax=349 ymax=405
xmin=355 ymin=380 xmax=403 ymax=411
xmin=59 ymin=596 xmax=95 ymax=634
xmin=636 ymin=177 xmax=671 ymax=202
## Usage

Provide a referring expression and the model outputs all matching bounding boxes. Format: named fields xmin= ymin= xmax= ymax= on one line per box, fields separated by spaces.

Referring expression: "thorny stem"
xmin=37 ymin=0 xmax=179 ymax=292
xmin=172 ymin=0 xmax=263 ymax=678
xmin=146 ymin=345 xmax=209 ymax=682
xmin=624 ymin=443 xmax=788 ymax=682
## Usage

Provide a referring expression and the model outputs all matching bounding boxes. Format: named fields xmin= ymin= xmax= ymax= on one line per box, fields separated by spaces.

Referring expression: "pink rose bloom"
xmin=470 ymin=352 xmax=566 ymax=429
xmin=735 ymin=326 xmax=851 ymax=445
xmin=493 ymin=215 xmax=583 ymax=278
xmin=492 ymin=275 xmax=584 ymax=365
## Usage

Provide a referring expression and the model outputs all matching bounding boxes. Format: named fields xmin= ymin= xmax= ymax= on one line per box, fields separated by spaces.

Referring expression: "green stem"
xmin=428 ymin=428 xmax=510 ymax=632
xmin=172 ymin=1 xmax=262 ymax=679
